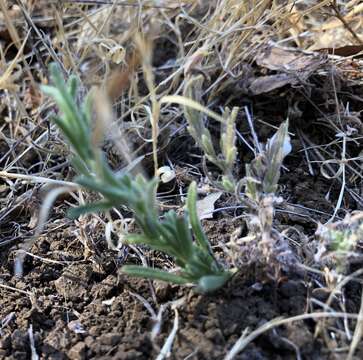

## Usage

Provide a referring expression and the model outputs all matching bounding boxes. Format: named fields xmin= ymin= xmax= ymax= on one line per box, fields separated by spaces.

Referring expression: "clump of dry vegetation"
xmin=0 ymin=1 xmax=362 ymax=359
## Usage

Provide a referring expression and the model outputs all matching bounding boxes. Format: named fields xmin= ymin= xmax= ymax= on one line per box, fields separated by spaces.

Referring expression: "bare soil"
xmin=0 ymin=233 xmax=343 ymax=360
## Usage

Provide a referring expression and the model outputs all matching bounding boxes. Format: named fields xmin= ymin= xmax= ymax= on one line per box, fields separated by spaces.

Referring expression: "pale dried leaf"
xmin=248 ymin=74 xmax=298 ymax=95
xmin=256 ymin=47 xmax=320 ymax=71
xmin=157 ymin=166 xmax=176 ymax=183
xmin=196 ymin=192 xmax=222 ymax=220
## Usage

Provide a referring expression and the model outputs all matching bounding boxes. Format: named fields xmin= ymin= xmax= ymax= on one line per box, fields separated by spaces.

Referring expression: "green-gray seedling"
xmin=315 ymin=212 xmax=363 ymax=273
xmin=245 ymin=121 xmax=291 ymax=203
xmin=241 ymin=121 xmax=292 ymax=269
xmin=182 ymin=75 xmax=293 ymax=275
xmin=183 ymin=75 xmax=238 ymax=192
xmin=42 ymin=64 xmax=231 ymax=293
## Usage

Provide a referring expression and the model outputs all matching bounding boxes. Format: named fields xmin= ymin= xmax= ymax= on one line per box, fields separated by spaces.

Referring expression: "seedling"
xmin=244 ymin=121 xmax=291 ymax=203
xmin=182 ymin=74 xmax=293 ymax=272
xmin=183 ymin=75 xmax=238 ymax=192
xmin=316 ymin=212 xmax=363 ymax=273
xmin=42 ymin=64 xmax=231 ymax=293
xmin=241 ymin=121 xmax=293 ymax=271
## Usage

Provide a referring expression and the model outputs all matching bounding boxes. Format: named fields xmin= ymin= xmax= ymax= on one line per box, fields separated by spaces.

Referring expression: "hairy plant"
xmin=42 ymin=64 xmax=231 ymax=293
xmin=183 ymin=75 xmax=238 ymax=192
xmin=217 ymin=121 xmax=295 ymax=278
xmin=181 ymin=75 xmax=293 ymax=275
xmin=241 ymin=121 xmax=293 ymax=274
xmin=243 ymin=121 xmax=292 ymax=261
xmin=315 ymin=211 xmax=363 ymax=273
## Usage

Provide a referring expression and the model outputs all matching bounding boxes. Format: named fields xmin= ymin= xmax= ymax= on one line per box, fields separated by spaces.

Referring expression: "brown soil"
xmin=0 ymin=245 xmax=318 ymax=360
xmin=1 ymin=211 xmax=363 ymax=359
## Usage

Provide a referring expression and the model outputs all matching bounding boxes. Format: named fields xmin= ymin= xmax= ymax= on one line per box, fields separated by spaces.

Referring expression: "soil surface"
xmin=1 ymin=212 xmax=363 ymax=360
xmin=0 ymin=247 xmax=324 ymax=360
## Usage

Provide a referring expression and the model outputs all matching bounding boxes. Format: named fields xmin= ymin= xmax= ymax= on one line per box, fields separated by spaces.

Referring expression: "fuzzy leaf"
xmin=68 ymin=201 xmax=114 ymax=218
xmin=264 ymin=121 xmax=291 ymax=193
xmin=187 ymin=182 xmax=210 ymax=252
xmin=122 ymin=265 xmax=190 ymax=285
xmin=197 ymin=273 xmax=231 ymax=293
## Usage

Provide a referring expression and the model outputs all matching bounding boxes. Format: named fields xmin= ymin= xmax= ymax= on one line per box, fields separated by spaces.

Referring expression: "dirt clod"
xmin=68 ymin=342 xmax=87 ymax=360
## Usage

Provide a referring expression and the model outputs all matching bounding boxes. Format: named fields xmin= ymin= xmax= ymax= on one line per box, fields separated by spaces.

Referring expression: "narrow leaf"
xmin=122 ymin=265 xmax=190 ymax=285
xmin=187 ymin=182 xmax=210 ymax=252
xmin=197 ymin=273 xmax=231 ymax=293
xmin=68 ymin=201 xmax=114 ymax=218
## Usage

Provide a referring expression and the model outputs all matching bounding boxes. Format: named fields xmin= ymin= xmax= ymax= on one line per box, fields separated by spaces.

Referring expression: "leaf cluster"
xmin=183 ymin=75 xmax=238 ymax=192
xmin=245 ymin=121 xmax=291 ymax=203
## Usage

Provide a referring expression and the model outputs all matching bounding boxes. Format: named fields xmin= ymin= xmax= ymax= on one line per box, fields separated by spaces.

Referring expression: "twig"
xmin=224 ymin=312 xmax=363 ymax=360
xmin=156 ymin=309 xmax=179 ymax=360
xmin=347 ymin=289 xmax=363 ymax=360
xmin=28 ymin=325 xmax=39 ymax=360
xmin=330 ymin=2 xmax=363 ymax=45
xmin=57 ymin=0 xmax=175 ymax=9
xmin=0 ymin=171 xmax=78 ymax=187
xmin=0 ymin=283 xmax=32 ymax=297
